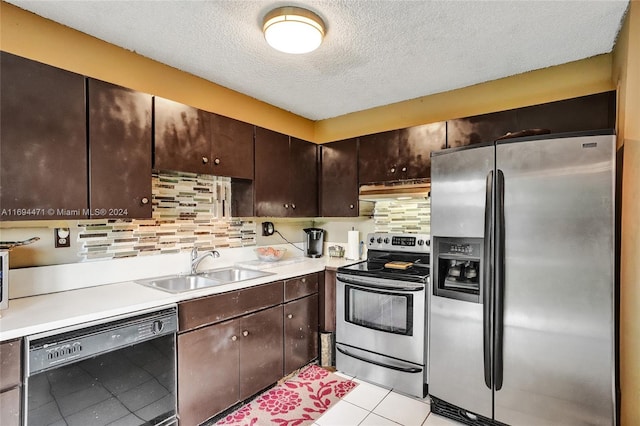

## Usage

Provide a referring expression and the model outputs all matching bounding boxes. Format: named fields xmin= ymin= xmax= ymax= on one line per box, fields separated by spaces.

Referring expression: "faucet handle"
xmin=191 ymin=247 xmax=198 ymax=260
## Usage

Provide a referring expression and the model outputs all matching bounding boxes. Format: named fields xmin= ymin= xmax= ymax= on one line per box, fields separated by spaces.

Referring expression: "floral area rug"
xmin=215 ymin=364 xmax=358 ymax=426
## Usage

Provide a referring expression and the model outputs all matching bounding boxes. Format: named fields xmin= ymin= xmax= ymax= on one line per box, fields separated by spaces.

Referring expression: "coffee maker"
xmin=303 ymin=228 xmax=325 ymax=258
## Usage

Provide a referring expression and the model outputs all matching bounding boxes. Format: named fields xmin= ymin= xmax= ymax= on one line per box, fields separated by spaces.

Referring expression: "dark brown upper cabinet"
xmin=154 ymin=97 xmax=255 ymax=180
xmin=447 ymin=110 xmax=518 ymax=148
xmin=359 ymin=122 xmax=446 ymax=184
xmin=254 ymin=128 xmax=318 ymax=217
xmin=398 ymin=122 xmax=447 ymax=180
xmin=358 ymin=130 xmax=399 ymax=184
xmin=289 ymin=137 xmax=319 ymax=217
xmin=515 ymin=92 xmax=616 ymax=134
xmin=0 ymin=52 xmax=87 ymax=221
xmin=154 ymin=96 xmax=213 ymax=175
xmin=320 ymin=138 xmax=359 ymax=217
xmin=88 ymin=79 xmax=152 ymax=219
xmin=447 ymin=92 xmax=616 ymax=147
xmin=211 ymin=114 xmax=254 ymax=180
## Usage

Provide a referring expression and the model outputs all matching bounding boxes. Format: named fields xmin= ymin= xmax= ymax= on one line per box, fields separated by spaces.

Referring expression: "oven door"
xmin=336 ymin=273 xmax=425 ymax=364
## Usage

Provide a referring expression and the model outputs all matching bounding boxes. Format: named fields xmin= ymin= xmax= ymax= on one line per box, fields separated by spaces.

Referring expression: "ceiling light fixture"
xmin=263 ymin=6 xmax=325 ymax=54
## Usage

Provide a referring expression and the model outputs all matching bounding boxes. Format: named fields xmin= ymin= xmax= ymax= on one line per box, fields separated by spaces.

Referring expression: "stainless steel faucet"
xmin=190 ymin=247 xmax=220 ymax=274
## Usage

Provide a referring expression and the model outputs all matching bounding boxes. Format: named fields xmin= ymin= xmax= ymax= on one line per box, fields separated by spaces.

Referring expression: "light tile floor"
xmin=313 ymin=372 xmax=464 ymax=426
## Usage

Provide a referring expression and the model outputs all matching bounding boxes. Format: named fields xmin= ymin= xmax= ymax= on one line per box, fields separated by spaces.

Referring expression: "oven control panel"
xmin=367 ymin=233 xmax=430 ymax=253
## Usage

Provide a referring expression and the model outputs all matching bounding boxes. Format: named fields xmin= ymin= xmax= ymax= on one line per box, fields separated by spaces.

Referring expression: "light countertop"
xmin=0 ymin=253 xmax=358 ymax=342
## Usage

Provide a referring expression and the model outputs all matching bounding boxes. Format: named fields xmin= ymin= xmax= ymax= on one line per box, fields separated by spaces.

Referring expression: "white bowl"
xmin=254 ymin=247 xmax=287 ymax=262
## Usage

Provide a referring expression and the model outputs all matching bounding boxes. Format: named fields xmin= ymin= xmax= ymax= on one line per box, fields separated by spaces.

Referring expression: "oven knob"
xmin=426 ymin=240 xmax=431 ymax=246
xmin=369 ymin=237 xmax=375 ymax=244
xmin=377 ymin=237 xmax=382 ymax=244
xmin=417 ymin=239 xmax=424 ymax=245
xmin=383 ymin=238 xmax=390 ymax=244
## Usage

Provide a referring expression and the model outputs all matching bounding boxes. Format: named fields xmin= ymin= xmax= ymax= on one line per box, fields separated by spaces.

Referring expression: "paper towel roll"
xmin=346 ymin=230 xmax=360 ymax=260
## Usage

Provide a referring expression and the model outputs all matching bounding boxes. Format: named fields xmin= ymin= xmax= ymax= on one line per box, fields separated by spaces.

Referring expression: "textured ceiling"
xmin=7 ymin=0 xmax=629 ymax=120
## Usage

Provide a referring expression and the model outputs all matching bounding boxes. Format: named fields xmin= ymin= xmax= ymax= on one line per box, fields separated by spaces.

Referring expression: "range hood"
xmin=359 ymin=180 xmax=431 ymax=201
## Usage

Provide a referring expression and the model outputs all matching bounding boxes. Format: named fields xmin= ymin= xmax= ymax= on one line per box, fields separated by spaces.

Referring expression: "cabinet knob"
xmin=401 ymin=166 xmax=407 ymax=172
xmin=202 ymin=156 xmax=209 ymax=164
xmin=349 ymin=204 xmax=355 ymax=209
xmin=140 ymin=197 xmax=150 ymax=205
xmin=284 ymin=204 xmax=289 ymax=209
xmin=214 ymin=158 xmax=221 ymax=165
xmin=390 ymin=167 xmax=396 ymax=173
xmin=301 ymin=278 xmax=306 ymax=283
xmin=287 ymin=314 xmax=293 ymax=319
xmin=231 ymin=335 xmax=238 ymax=341
xmin=242 ymin=330 xmax=249 ymax=337
xmin=291 ymin=203 xmax=296 ymax=209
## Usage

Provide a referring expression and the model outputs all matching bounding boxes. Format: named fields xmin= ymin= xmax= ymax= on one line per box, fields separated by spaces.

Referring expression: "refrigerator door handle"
xmin=495 ymin=169 xmax=506 ymax=391
xmin=483 ymin=170 xmax=494 ymax=389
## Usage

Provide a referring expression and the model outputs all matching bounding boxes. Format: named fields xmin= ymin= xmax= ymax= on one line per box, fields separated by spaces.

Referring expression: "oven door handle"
xmin=337 ymin=346 xmax=423 ymax=373
xmin=337 ymin=276 xmax=424 ymax=292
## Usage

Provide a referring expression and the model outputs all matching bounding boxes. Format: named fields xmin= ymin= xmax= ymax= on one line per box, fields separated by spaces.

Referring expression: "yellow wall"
xmin=613 ymin=1 xmax=640 ymax=424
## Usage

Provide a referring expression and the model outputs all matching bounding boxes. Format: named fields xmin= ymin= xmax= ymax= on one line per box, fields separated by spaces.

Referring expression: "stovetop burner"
xmin=338 ymin=233 xmax=430 ymax=283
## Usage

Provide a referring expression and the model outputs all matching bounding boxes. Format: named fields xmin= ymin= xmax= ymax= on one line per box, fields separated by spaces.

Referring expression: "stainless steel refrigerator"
xmin=429 ymin=131 xmax=617 ymax=425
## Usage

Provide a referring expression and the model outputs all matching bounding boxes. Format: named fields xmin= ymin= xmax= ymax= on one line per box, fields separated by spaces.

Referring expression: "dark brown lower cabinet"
xmin=177 ymin=305 xmax=284 ymax=426
xmin=239 ymin=306 xmax=284 ymax=399
xmin=0 ymin=339 xmax=22 ymax=426
xmin=0 ymin=388 xmax=20 ymax=426
xmin=284 ymin=294 xmax=319 ymax=375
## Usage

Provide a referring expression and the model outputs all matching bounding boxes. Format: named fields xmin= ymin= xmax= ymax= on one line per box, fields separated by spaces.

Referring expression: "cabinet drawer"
xmin=0 ymin=339 xmax=21 ymax=392
xmin=179 ymin=281 xmax=284 ymax=331
xmin=284 ymin=273 xmax=319 ymax=302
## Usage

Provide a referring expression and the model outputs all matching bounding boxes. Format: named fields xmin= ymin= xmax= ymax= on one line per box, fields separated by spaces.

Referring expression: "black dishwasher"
xmin=24 ymin=306 xmax=178 ymax=426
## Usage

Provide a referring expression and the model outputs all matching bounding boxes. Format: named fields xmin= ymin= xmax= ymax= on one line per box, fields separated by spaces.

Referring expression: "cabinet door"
xmin=398 ymin=122 xmax=446 ymax=180
xmin=0 ymin=52 xmax=87 ymax=221
xmin=447 ymin=110 xmax=518 ymax=147
xmin=178 ymin=319 xmax=239 ymax=426
xmin=88 ymin=79 xmax=152 ymax=219
xmin=0 ymin=339 xmax=21 ymax=392
xmin=239 ymin=305 xmax=284 ymax=399
xmin=154 ymin=96 xmax=212 ymax=174
xmin=320 ymin=139 xmax=359 ymax=217
xmin=289 ymin=138 xmax=318 ymax=217
xmin=284 ymin=294 xmax=319 ymax=375
xmin=0 ymin=388 xmax=20 ymax=426
xmin=515 ymin=91 xmax=616 ymax=134
xmin=254 ymin=127 xmax=290 ymax=216
xmin=358 ymin=130 xmax=399 ymax=184
xmin=211 ymin=114 xmax=254 ymax=179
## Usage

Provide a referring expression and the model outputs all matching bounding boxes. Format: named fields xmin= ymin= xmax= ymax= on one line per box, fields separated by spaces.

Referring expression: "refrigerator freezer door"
xmin=430 ymin=144 xmax=495 ymax=238
xmin=494 ymin=134 xmax=615 ymax=425
xmin=429 ymin=144 xmax=494 ymax=419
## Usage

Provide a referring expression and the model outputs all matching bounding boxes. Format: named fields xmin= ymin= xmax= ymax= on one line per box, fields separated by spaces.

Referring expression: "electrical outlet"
xmin=54 ymin=228 xmax=71 ymax=248
xmin=262 ymin=222 xmax=275 ymax=236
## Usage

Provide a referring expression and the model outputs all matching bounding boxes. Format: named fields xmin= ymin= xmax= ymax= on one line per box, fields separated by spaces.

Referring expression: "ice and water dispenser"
xmin=432 ymin=237 xmax=483 ymax=303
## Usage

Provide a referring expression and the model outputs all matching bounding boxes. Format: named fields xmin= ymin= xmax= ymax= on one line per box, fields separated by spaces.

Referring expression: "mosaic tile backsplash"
xmin=373 ymin=198 xmax=430 ymax=234
xmin=78 ymin=172 xmax=256 ymax=260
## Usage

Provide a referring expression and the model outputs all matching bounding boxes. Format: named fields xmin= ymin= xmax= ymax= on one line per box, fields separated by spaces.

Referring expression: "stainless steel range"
xmin=336 ymin=233 xmax=430 ymax=398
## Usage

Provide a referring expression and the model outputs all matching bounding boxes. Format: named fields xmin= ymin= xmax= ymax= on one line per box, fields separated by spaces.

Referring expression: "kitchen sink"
xmin=136 ymin=274 xmax=223 ymax=293
xmin=199 ymin=267 xmax=273 ymax=283
xmin=136 ymin=267 xmax=274 ymax=293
